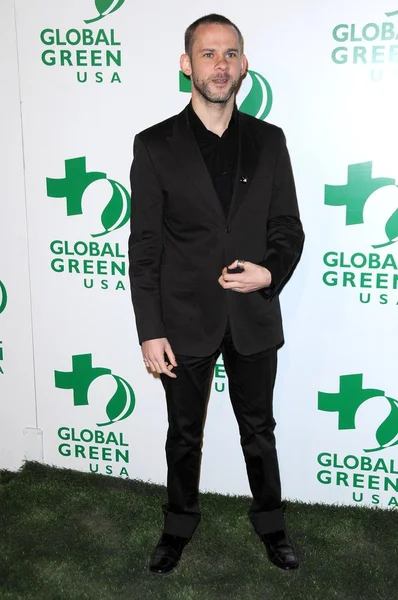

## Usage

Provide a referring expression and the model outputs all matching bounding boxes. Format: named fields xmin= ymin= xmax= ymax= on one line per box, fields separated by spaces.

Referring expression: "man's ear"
xmin=241 ymin=54 xmax=248 ymax=77
xmin=180 ymin=53 xmax=192 ymax=77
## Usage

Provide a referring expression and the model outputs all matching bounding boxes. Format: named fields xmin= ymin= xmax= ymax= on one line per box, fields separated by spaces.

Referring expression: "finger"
xmin=228 ymin=259 xmax=239 ymax=269
xmin=234 ymin=285 xmax=257 ymax=293
xmin=220 ymin=279 xmax=247 ymax=288
xmin=142 ymin=356 xmax=151 ymax=368
xmin=165 ymin=343 xmax=178 ymax=367
xmin=218 ymin=275 xmax=227 ymax=287
xmin=240 ymin=260 xmax=252 ymax=268
xmin=222 ymin=281 xmax=245 ymax=289
xmin=223 ymin=272 xmax=245 ymax=281
xmin=164 ymin=367 xmax=177 ymax=378
xmin=150 ymin=358 xmax=163 ymax=375
xmin=153 ymin=357 xmax=177 ymax=378
xmin=159 ymin=360 xmax=177 ymax=378
xmin=146 ymin=359 xmax=157 ymax=373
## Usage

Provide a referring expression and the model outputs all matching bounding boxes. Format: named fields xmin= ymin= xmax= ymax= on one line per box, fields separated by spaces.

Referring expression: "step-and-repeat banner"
xmin=1 ymin=0 xmax=398 ymax=510
xmin=0 ymin=0 xmax=37 ymax=470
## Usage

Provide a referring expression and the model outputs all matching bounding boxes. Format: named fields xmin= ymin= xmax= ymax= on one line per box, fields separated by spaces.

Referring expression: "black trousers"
xmin=160 ymin=324 xmax=285 ymax=538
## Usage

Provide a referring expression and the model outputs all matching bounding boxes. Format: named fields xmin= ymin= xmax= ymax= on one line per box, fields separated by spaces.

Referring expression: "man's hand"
xmin=218 ymin=260 xmax=272 ymax=293
xmin=142 ymin=338 xmax=178 ymax=378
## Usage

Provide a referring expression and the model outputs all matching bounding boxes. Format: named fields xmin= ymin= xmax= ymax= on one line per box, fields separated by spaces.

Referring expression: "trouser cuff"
xmin=163 ymin=511 xmax=201 ymax=538
xmin=249 ymin=505 xmax=286 ymax=535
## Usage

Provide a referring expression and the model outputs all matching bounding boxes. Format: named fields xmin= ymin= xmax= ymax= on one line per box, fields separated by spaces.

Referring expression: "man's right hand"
xmin=142 ymin=338 xmax=178 ymax=378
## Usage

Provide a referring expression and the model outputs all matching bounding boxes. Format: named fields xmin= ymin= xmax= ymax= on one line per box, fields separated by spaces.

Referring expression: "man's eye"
xmin=227 ymin=52 xmax=236 ymax=58
xmin=204 ymin=53 xmax=213 ymax=58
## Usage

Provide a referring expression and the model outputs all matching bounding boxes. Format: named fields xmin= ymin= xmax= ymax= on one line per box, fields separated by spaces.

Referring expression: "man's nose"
xmin=215 ymin=57 xmax=228 ymax=70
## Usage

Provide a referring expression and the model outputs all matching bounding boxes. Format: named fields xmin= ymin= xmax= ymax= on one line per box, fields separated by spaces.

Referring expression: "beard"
xmin=191 ymin=71 xmax=241 ymax=104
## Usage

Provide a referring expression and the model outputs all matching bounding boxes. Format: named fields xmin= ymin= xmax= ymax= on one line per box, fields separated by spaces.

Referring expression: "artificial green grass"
xmin=0 ymin=462 xmax=397 ymax=600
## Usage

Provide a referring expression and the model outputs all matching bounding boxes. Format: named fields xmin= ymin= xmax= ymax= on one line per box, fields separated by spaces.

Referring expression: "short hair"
xmin=184 ymin=14 xmax=244 ymax=57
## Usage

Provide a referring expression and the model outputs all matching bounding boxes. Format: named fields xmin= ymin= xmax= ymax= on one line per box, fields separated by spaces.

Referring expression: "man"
xmin=129 ymin=14 xmax=304 ymax=575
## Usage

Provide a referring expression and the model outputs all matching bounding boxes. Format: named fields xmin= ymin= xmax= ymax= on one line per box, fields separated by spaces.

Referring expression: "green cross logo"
xmin=319 ymin=374 xmax=398 ymax=453
xmin=46 ymin=157 xmax=130 ymax=237
xmin=85 ymin=0 xmax=127 ymax=24
xmin=55 ymin=353 xmax=135 ymax=427
xmin=179 ymin=69 xmax=273 ymax=120
xmin=325 ymin=162 xmax=398 ymax=248
xmin=0 ymin=281 xmax=7 ymax=315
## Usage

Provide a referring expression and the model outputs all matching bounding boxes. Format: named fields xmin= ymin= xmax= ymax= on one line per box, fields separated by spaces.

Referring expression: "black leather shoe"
xmin=149 ymin=532 xmax=190 ymax=575
xmin=260 ymin=530 xmax=299 ymax=571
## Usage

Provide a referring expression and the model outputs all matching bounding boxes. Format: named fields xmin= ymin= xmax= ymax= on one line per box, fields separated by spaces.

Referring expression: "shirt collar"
xmin=188 ymin=101 xmax=238 ymax=140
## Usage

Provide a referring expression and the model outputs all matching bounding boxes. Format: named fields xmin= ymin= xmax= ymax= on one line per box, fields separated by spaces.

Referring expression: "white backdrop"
xmin=1 ymin=0 xmax=398 ymax=510
xmin=0 ymin=0 xmax=37 ymax=470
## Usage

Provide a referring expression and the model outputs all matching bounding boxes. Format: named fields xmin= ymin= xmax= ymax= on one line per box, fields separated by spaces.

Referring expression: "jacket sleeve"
xmin=128 ymin=134 xmax=166 ymax=344
xmin=258 ymin=129 xmax=304 ymax=299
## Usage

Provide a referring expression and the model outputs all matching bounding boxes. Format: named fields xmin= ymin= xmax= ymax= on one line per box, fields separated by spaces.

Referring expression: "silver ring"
xmin=143 ymin=358 xmax=149 ymax=363
xmin=237 ymin=259 xmax=245 ymax=269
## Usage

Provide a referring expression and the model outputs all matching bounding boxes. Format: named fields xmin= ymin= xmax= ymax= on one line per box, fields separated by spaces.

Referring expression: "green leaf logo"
xmin=373 ymin=186 xmax=398 ymax=249
xmin=384 ymin=205 xmax=398 ymax=245
xmin=85 ymin=0 xmax=126 ymax=24
xmin=55 ymin=354 xmax=136 ymax=427
xmin=0 ymin=281 xmax=7 ymax=314
xmin=97 ymin=375 xmax=136 ymax=427
xmin=319 ymin=375 xmax=398 ymax=453
xmin=239 ymin=70 xmax=273 ymax=121
xmin=92 ymin=179 xmax=131 ymax=238
xmin=365 ymin=397 xmax=398 ymax=452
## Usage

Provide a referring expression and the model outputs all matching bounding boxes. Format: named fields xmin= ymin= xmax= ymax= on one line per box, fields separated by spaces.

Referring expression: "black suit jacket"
xmin=128 ymin=105 xmax=304 ymax=356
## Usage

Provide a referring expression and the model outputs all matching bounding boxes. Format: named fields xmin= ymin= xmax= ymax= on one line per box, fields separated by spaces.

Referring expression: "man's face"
xmin=182 ymin=24 xmax=247 ymax=104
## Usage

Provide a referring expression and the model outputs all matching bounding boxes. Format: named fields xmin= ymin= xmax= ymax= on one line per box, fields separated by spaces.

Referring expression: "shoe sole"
xmin=148 ymin=565 xmax=178 ymax=576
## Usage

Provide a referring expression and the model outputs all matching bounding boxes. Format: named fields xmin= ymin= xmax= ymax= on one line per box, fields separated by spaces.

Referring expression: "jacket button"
xmin=225 ymin=226 xmax=231 ymax=233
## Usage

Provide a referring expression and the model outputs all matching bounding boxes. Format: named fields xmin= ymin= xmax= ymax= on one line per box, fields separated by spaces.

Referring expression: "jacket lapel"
xmin=227 ymin=112 xmax=262 ymax=224
xmin=166 ymin=106 xmax=263 ymax=224
xmin=166 ymin=107 xmax=225 ymax=220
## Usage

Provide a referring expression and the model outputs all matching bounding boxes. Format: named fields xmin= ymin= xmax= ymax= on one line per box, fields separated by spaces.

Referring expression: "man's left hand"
xmin=218 ymin=260 xmax=272 ymax=293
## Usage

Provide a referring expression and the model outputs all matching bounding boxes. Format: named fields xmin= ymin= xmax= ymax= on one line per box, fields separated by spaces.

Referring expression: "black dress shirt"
xmin=188 ymin=102 xmax=238 ymax=218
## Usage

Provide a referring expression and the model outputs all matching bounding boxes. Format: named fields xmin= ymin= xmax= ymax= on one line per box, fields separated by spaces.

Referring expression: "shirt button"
xmin=225 ymin=226 xmax=231 ymax=233
xmin=222 ymin=171 xmax=227 ymax=176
